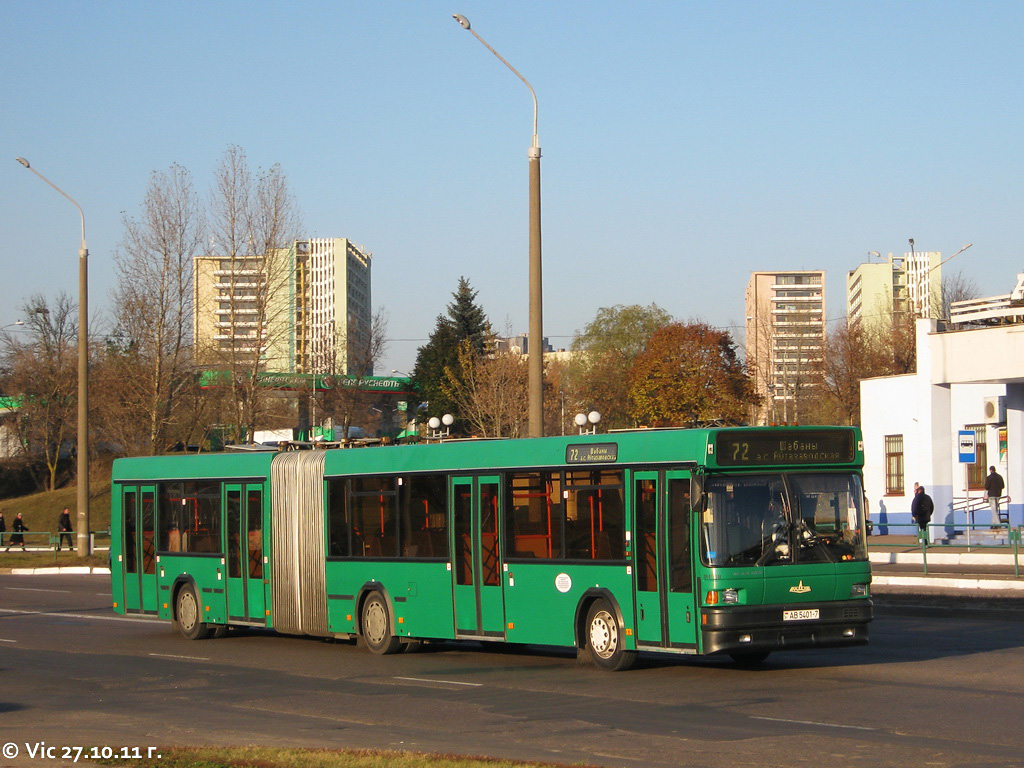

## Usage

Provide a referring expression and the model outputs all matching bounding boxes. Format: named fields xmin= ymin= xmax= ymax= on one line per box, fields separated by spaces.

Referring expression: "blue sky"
xmin=3 ymin=0 xmax=1022 ymax=373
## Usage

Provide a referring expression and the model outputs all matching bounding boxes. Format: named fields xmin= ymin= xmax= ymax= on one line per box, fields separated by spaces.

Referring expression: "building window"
xmin=884 ymin=435 xmax=904 ymax=495
xmin=966 ymin=425 xmax=988 ymax=491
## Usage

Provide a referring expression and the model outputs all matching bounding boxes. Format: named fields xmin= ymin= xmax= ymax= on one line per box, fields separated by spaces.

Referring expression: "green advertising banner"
xmin=199 ymin=370 xmax=412 ymax=393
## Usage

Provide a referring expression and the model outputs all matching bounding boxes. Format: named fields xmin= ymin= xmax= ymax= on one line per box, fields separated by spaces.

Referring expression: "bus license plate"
xmin=783 ymin=609 xmax=819 ymax=621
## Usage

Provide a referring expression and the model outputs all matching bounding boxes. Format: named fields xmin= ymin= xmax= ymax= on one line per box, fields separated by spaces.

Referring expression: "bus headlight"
xmin=850 ymin=583 xmax=868 ymax=597
xmin=705 ymin=588 xmax=740 ymax=605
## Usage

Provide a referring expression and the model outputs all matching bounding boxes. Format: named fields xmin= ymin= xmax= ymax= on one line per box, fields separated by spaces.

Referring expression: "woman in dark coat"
xmin=6 ymin=512 xmax=27 ymax=551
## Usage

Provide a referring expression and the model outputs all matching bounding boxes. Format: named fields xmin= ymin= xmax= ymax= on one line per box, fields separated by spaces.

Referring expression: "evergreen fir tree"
xmin=411 ymin=277 xmax=490 ymax=423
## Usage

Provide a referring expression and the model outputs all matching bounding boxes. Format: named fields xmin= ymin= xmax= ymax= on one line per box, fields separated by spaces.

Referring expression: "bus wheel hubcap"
xmin=180 ymin=593 xmax=197 ymax=630
xmin=590 ymin=610 xmax=617 ymax=658
xmin=365 ymin=602 xmax=387 ymax=644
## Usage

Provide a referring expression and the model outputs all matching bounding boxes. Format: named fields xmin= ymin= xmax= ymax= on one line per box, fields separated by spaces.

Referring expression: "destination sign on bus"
xmin=566 ymin=443 xmax=618 ymax=464
xmin=715 ymin=430 xmax=855 ymax=466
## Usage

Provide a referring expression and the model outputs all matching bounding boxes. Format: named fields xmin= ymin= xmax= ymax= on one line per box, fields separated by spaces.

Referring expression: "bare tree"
xmin=316 ymin=307 xmax=390 ymax=440
xmin=105 ymin=164 xmax=204 ymax=454
xmin=937 ymin=269 xmax=981 ymax=322
xmin=201 ymin=146 xmax=301 ymax=444
xmin=443 ymin=338 xmax=528 ymax=438
xmin=2 ymin=295 xmax=78 ymax=490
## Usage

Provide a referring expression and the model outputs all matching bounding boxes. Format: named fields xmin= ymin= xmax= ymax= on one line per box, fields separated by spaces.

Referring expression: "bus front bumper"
xmin=700 ymin=599 xmax=873 ymax=656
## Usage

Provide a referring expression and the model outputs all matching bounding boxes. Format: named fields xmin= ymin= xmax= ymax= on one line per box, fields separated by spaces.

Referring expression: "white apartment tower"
xmin=298 ymin=238 xmax=373 ymax=376
xmin=745 ymin=270 xmax=826 ymax=425
xmin=194 ymin=237 xmax=373 ymax=376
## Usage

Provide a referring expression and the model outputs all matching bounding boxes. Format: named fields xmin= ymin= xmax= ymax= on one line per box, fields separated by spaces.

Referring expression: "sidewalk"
xmin=869 ymin=534 xmax=1024 ymax=596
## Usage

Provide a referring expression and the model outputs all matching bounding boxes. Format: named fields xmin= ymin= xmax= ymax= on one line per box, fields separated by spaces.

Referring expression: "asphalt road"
xmin=1 ymin=574 xmax=1022 ymax=768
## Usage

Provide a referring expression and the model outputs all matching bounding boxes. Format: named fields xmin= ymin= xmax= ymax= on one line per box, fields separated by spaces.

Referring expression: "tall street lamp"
xmin=452 ymin=13 xmax=545 ymax=437
xmin=16 ymin=157 xmax=91 ymax=557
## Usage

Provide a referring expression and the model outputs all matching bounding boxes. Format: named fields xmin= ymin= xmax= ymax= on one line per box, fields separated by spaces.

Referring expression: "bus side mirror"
xmin=690 ymin=475 xmax=705 ymax=511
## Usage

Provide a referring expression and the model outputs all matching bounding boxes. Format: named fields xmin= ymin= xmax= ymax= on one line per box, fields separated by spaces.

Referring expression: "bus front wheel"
xmin=361 ymin=593 xmax=402 ymax=655
xmin=585 ymin=599 xmax=636 ymax=671
xmin=174 ymin=584 xmax=210 ymax=640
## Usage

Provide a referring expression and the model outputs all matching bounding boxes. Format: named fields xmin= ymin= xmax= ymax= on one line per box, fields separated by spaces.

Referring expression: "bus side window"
xmin=506 ymin=471 xmax=563 ymax=559
xmin=326 ymin=478 xmax=351 ymax=557
xmin=668 ymin=479 xmax=692 ymax=592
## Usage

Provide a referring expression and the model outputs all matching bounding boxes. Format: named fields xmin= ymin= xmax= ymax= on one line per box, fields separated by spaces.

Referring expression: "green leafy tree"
xmin=411 ymin=277 xmax=490 ymax=424
xmin=570 ymin=304 xmax=672 ymax=429
xmin=627 ymin=322 xmax=756 ymax=426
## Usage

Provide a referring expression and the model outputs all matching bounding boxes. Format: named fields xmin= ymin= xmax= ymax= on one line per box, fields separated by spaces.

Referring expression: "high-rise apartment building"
xmin=745 ymin=270 xmax=826 ymax=424
xmin=847 ymin=250 xmax=941 ymax=329
xmin=298 ymin=238 xmax=373 ymax=376
xmin=194 ymin=237 xmax=372 ymax=376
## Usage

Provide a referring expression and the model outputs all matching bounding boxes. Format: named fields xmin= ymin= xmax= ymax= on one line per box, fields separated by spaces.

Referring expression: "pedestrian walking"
xmin=911 ymin=485 xmax=934 ymax=533
xmin=0 ymin=510 xmax=5 ymax=547
xmin=5 ymin=512 xmax=28 ymax=551
xmin=57 ymin=507 xmax=73 ymax=551
xmin=984 ymin=466 xmax=1005 ymax=528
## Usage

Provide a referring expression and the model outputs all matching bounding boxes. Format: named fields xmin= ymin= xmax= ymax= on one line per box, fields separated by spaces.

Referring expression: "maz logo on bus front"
xmin=789 ymin=581 xmax=812 ymax=594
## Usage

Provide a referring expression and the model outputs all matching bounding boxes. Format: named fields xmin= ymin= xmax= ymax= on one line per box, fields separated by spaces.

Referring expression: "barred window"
xmin=884 ymin=435 xmax=904 ymax=495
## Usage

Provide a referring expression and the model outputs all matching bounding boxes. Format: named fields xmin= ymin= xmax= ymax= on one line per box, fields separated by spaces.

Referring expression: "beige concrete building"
xmin=745 ymin=270 xmax=826 ymax=424
xmin=194 ymin=237 xmax=372 ymax=376
xmin=847 ymin=250 xmax=941 ymax=329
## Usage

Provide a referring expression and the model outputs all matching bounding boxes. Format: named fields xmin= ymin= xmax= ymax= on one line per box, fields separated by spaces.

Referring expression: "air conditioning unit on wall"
xmin=983 ymin=396 xmax=1006 ymax=424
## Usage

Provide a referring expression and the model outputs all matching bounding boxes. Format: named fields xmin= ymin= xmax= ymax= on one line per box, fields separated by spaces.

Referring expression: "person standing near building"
xmin=984 ymin=466 xmax=1005 ymax=528
xmin=5 ymin=512 xmax=28 ymax=552
xmin=57 ymin=507 xmax=73 ymax=551
xmin=911 ymin=485 xmax=933 ymax=533
xmin=0 ymin=510 xmax=5 ymax=547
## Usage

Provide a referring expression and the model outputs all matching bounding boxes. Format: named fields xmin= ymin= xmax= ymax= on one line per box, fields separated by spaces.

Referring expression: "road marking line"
xmin=395 ymin=676 xmax=483 ymax=687
xmin=751 ymin=715 xmax=876 ymax=731
xmin=0 ymin=638 xmax=17 ymax=643
xmin=4 ymin=587 xmax=72 ymax=593
xmin=0 ymin=607 xmax=161 ymax=624
xmin=148 ymin=652 xmax=210 ymax=661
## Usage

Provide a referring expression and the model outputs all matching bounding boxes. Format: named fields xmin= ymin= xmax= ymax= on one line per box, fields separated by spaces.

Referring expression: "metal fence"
xmin=869 ymin=522 xmax=1023 ymax=577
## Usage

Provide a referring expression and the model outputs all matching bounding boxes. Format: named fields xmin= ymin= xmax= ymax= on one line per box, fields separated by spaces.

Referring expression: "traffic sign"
xmin=958 ymin=430 xmax=977 ymax=463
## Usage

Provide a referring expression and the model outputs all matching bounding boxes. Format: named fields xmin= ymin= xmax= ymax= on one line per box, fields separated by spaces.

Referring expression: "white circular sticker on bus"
xmin=555 ymin=573 xmax=572 ymax=593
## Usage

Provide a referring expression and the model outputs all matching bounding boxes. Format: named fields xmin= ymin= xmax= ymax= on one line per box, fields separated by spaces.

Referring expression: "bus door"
xmin=632 ymin=471 xmax=697 ymax=649
xmin=451 ymin=475 xmax=506 ymax=639
xmin=121 ymin=485 xmax=158 ymax=614
xmin=224 ymin=483 xmax=266 ymax=624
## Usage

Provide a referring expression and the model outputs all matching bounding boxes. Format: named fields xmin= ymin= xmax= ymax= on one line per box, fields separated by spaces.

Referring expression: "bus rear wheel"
xmin=361 ymin=593 xmax=402 ymax=655
xmin=585 ymin=599 xmax=636 ymax=671
xmin=174 ymin=584 xmax=210 ymax=640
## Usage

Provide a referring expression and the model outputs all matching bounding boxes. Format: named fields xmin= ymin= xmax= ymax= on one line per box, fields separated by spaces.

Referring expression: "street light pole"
xmin=16 ymin=158 xmax=91 ymax=557
xmin=452 ymin=14 xmax=545 ymax=437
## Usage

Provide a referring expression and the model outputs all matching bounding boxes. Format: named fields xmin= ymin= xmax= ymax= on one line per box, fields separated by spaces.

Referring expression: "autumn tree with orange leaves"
xmin=627 ymin=322 xmax=757 ymax=427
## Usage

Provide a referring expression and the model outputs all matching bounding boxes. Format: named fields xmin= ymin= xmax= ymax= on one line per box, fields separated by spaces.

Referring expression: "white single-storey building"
xmin=861 ymin=316 xmax=1022 ymax=538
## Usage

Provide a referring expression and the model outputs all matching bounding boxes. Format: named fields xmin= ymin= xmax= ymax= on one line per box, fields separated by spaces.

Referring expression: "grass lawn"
xmin=0 ymin=480 xmax=111 ymax=568
xmin=97 ymin=747 xmax=596 ymax=768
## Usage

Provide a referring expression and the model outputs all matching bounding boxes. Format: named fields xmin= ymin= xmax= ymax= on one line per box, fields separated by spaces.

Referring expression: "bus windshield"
xmin=699 ymin=472 xmax=867 ymax=567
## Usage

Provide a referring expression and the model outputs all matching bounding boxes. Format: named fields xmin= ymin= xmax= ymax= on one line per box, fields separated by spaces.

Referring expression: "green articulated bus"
xmin=110 ymin=426 xmax=872 ymax=671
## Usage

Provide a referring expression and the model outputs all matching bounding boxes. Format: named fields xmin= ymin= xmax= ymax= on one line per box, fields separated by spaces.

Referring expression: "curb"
xmin=870 ymin=551 xmax=1020 ymax=566
xmin=872 ymin=574 xmax=1024 ymax=591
